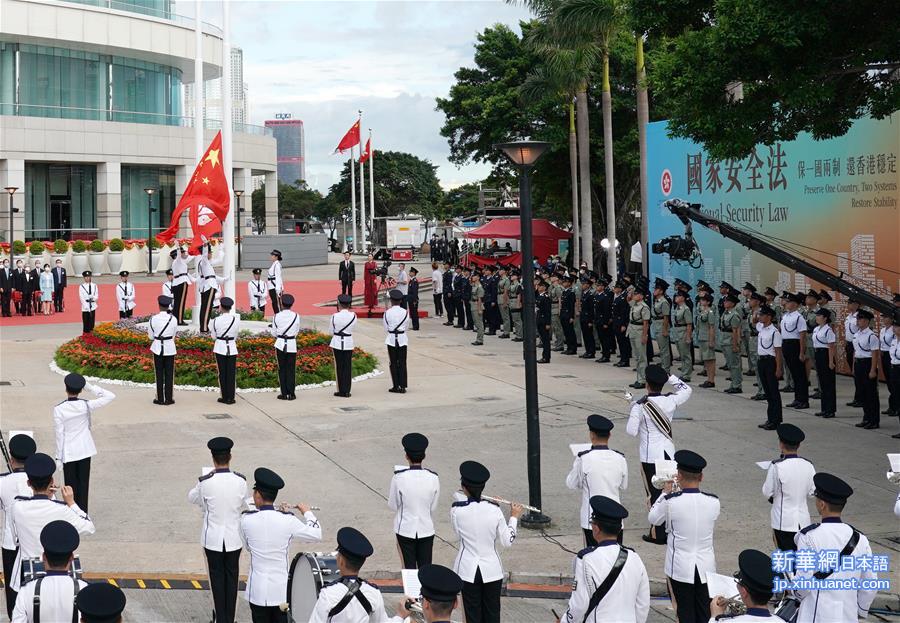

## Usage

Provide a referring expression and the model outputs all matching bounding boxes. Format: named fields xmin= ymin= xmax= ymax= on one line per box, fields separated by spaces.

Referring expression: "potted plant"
xmin=52 ymin=239 xmax=69 ymax=265
xmin=29 ymin=240 xmax=46 ymax=266
xmin=107 ymin=238 xmax=125 ymax=273
xmin=71 ymin=239 xmax=89 ymax=274
xmin=88 ymin=239 xmax=107 ymax=275
xmin=12 ymin=240 xmax=26 ymax=266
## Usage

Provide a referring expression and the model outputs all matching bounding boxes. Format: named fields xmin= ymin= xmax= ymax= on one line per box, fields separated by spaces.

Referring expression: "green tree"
xmin=277 ymin=182 xmax=325 ymax=219
xmin=631 ymin=0 xmax=900 ymax=159
xmin=440 ymin=182 xmax=482 ymax=219
xmin=251 ymin=185 xmax=266 ymax=232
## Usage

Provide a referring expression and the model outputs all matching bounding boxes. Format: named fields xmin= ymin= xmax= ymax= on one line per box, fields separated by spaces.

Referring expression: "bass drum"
xmin=287 ymin=552 xmax=340 ymax=622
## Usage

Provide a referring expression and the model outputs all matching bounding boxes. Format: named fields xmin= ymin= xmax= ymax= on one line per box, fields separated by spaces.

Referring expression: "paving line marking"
xmin=160 ymin=579 xmax=171 ymax=589
xmin=191 ymin=580 xmax=202 ymax=589
xmin=107 ymin=579 xmax=118 ymax=587
xmin=136 ymin=579 xmax=146 ymax=589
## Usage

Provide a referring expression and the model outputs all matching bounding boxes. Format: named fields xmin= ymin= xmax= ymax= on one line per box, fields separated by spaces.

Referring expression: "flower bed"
xmin=54 ymin=319 xmax=378 ymax=389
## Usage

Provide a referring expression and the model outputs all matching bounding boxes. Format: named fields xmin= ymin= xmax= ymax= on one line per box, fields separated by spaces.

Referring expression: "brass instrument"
xmin=887 ymin=471 xmax=900 ymax=485
xmin=402 ymin=598 xmax=426 ymax=623
xmin=650 ymin=473 xmax=681 ymax=493
xmin=720 ymin=595 xmax=746 ymax=616
xmin=480 ymin=495 xmax=542 ymax=514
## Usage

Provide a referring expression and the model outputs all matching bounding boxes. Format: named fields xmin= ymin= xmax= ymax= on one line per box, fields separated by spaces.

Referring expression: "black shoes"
xmin=750 ymin=394 xmax=766 ymax=401
xmin=854 ymin=421 xmax=867 ymax=427
xmin=787 ymin=401 xmax=809 ymax=409
xmin=810 ymin=390 xmax=821 ymax=400
xmin=846 ymin=401 xmax=862 ymax=407
xmin=822 ymin=412 xmax=835 ymax=419
xmin=563 ymin=350 xmax=577 ymax=355
xmin=780 ymin=386 xmax=794 ymax=393
xmin=537 ymin=358 xmax=550 ymax=364
xmin=472 ymin=341 xmax=483 ymax=346
xmin=153 ymin=399 xmax=163 ymax=405
xmin=389 ymin=387 xmax=402 ymax=393
xmin=512 ymin=337 xmax=523 ymax=342
xmin=759 ymin=422 xmax=778 ymax=430
xmin=614 ymin=361 xmax=630 ymax=368
xmin=597 ymin=356 xmax=611 ymax=363
xmin=699 ymin=381 xmax=715 ymax=388
xmin=723 ymin=388 xmax=742 ymax=394
xmin=629 ymin=382 xmax=646 ymax=389
xmin=498 ymin=334 xmax=510 ymax=339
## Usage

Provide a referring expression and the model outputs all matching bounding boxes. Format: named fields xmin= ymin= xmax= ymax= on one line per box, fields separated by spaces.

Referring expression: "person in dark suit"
xmin=52 ymin=258 xmax=67 ymax=312
xmin=29 ymin=260 xmax=42 ymax=314
xmin=0 ymin=259 xmax=11 ymax=316
xmin=453 ymin=266 xmax=466 ymax=329
xmin=408 ymin=267 xmax=420 ymax=330
xmin=612 ymin=280 xmax=631 ymax=366
xmin=338 ymin=251 xmax=355 ymax=297
xmin=536 ymin=280 xmax=552 ymax=363
xmin=595 ymin=277 xmax=614 ymax=362
xmin=442 ymin=262 xmax=456 ymax=326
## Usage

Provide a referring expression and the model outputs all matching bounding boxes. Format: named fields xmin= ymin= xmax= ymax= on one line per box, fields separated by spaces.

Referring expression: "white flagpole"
xmin=358 ymin=111 xmax=366 ymax=253
xmin=350 ymin=143 xmax=357 ymax=253
xmin=368 ymin=129 xmax=375 ymax=236
xmin=190 ymin=0 xmax=204 ymax=326
xmin=221 ymin=0 xmax=235 ymax=299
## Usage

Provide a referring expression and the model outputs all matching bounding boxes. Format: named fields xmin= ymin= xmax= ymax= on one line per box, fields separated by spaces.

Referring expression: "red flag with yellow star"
xmin=156 ymin=131 xmax=230 ymax=253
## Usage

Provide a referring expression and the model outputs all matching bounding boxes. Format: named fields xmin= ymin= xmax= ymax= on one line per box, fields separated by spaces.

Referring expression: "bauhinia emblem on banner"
xmin=360 ymin=137 xmax=371 ymax=164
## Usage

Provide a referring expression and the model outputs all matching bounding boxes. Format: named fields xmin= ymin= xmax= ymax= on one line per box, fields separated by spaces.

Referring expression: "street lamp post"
xmin=495 ymin=140 xmax=552 ymax=529
xmin=234 ymin=190 xmax=244 ymax=270
xmin=144 ymin=188 xmax=157 ymax=274
xmin=4 ymin=187 xmax=18 ymax=246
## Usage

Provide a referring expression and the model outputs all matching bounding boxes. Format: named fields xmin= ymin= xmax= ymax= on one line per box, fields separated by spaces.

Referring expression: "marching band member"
xmin=116 ymin=270 xmax=135 ymax=319
xmin=566 ymin=415 xmax=628 ymax=546
xmin=270 ymin=293 xmax=300 ymax=401
xmin=451 ymin=461 xmax=521 ymax=623
xmin=389 ymin=564 xmax=464 ymax=623
xmin=162 ymin=269 xmax=175 ymax=310
xmin=707 ymin=550 xmax=782 ymax=622
xmin=187 ymin=437 xmax=247 ymax=623
xmin=388 ymin=433 xmax=440 ymax=569
xmin=384 ymin=289 xmax=410 ymax=394
xmin=762 ymin=424 xmax=815 ymax=551
xmin=240 ymin=468 xmax=321 ymax=623
xmin=1 ymin=434 xmax=36 ymax=617
xmin=559 ymin=496 xmax=650 ymax=623
xmin=78 ymin=271 xmax=98 ymax=334
xmin=309 ymin=527 xmax=389 ymax=623
xmin=198 ymin=245 xmax=220 ymax=333
xmin=626 ymin=364 xmax=692 ymax=545
xmin=648 ymin=450 xmax=720 ymax=623
xmin=852 ymin=309 xmax=880 ymax=429
xmin=330 ymin=294 xmax=357 ymax=398
xmin=794 ymin=473 xmax=877 ymax=623
xmin=248 ymin=268 xmax=267 ymax=313
xmin=148 ymin=295 xmax=177 ymax=406
xmin=267 ymin=249 xmax=283 ymax=315
xmin=170 ymin=246 xmax=191 ymax=325
xmin=210 ymin=297 xmax=240 ymax=405
xmin=75 ymin=582 xmax=126 ymax=623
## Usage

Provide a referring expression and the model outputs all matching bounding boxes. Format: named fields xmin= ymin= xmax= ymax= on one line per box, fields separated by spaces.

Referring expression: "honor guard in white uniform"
xmin=9 ymin=454 xmax=95 ymax=593
xmin=248 ymin=268 xmax=267 ymax=312
xmin=170 ymin=247 xmax=191 ymax=324
xmin=240 ymin=468 xmax=321 ymax=622
xmin=842 ymin=299 xmax=861 ymax=403
xmin=211 ymin=297 xmax=240 ymax=405
xmin=309 ymin=527 xmax=389 ymax=623
xmin=387 ymin=564 xmax=464 ymax=623
xmin=755 ymin=305 xmax=784 ymax=429
xmin=148 ymin=295 xmax=177 ymax=406
xmin=330 ymin=294 xmax=358 ymax=398
xmin=794 ymin=473 xmax=878 ymax=623
xmin=11 ymin=521 xmax=86 ymax=623
xmin=451 ymin=461 xmax=521 ymax=623
xmin=852 ymin=309 xmax=880 ymax=429
xmin=560 ymin=496 xmax=649 ymax=623
xmin=890 ymin=312 xmax=900 ymax=439
xmin=162 ymin=269 xmax=175 ymax=310
xmin=188 ymin=437 xmax=247 ymax=623
xmin=2 ymin=434 xmax=37 ymax=617
xmin=762 ymin=424 xmax=815 ymax=551
xmin=384 ymin=289 xmax=410 ymax=394
xmin=75 ymin=582 xmax=126 ymax=623
xmin=270 ymin=294 xmax=300 ymax=401
xmin=78 ymin=271 xmax=98 ymax=334
xmin=198 ymin=245 xmax=221 ymax=333
xmin=626 ymin=365 xmax=692 ymax=545
xmin=116 ymin=271 xmax=135 ymax=318
xmin=566 ymin=415 xmax=628 ymax=547
xmin=388 ymin=433 xmax=440 ymax=569
xmin=267 ymin=249 xmax=284 ymax=315
xmin=811 ymin=309 xmax=837 ymax=419
xmin=648 ymin=450 xmax=720 ymax=623
xmin=53 ymin=373 xmax=115 ymax=513
xmin=707 ymin=550 xmax=783 ymax=622
xmin=780 ymin=293 xmax=810 ymax=409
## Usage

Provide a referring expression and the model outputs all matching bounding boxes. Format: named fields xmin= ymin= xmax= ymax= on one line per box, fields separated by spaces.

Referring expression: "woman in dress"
xmin=40 ymin=263 xmax=54 ymax=315
xmin=363 ymin=253 xmax=378 ymax=309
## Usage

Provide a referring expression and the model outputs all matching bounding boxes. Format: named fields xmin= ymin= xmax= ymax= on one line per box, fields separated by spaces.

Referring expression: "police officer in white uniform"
xmin=188 ymin=437 xmax=247 ymax=623
xmin=211 ymin=297 xmax=240 ymax=405
xmin=388 ymin=564 xmax=463 ymax=623
xmin=648 ymin=449 xmax=720 ymax=623
xmin=852 ymin=309 xmax=881 ymax=429
xmin=78 ymin=271 xmax=98 ymax=334
xmin=170 ymin=247 xmax=191 ymax=325
xmin=53 ymin=373 xmax=115 ymax=513
xmin=75 ymin=582 xmax=126 ymax=623
xmin=9 ymin=454 xmax=95 ymax=594
xmin=762 ymin=423 xmax=815 ymax=551
xmin=248 ymin=268 xmax=267 ymax=313
xmin=148 ymin=295 xmax=177 ymax=406
xmin=794 ymin=473 xmax=878 ymax=623
xmin=2 ymin=434 xmax=37 ymax=617
xmin=239 ymin=467 xmax=321 ymax=623
xmin=566 ymin=415 xmax=628 ymax=547
xmin=161 ymin=269 xmax=175 ymax=310
xmin=842 ymin=298 xmax=860 ymax=404
xmin=330 ymin=294 xmax=358 ymax=398
xmin=560 ymin=496 xmax=649 ymax=623
xmin=626 ymin=364 xmax=692 ymax=545
xmin=388 ymin=433 xmax=440 ymax=569
xmin=198 ymin=245 xmax=221 ymax=333
xmin=267 ymin=249 xmax=283 ymax=316
xmin=116 ymin=271 xmax=135 ymax=319
xmin=384 ymin=289 xmax=410 ymax=394
xmin=451 ymin=461 xmax=521 ymax=623
xmin=309 ymin=527 xmax=389 ymax=623
xmin=11 ymin=520 xmax=86 ymax=623
xmin=707 ymin=550 xmax=783 ymax=622
xmin=270 ymin=293 xmax=300 ymax=401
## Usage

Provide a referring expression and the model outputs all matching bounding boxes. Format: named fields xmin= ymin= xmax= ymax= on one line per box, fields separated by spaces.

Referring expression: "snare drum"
xmin=287 ymin=552 xmax=339 ymax=622
xmin=774 ymin=594 xmax=800 ymax=622
xmin=21 ymin=555 xmax=83 ymax=586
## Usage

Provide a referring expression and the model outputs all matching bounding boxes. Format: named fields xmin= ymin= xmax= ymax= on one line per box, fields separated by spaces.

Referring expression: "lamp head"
xmin=4 ymin=186 xmax=17 ymax=196
xmin=234 ymin=190 xmax=244 ymax=197
xmin=494 ymin=140 xmax=551 ymax=167
xmin=143 ymin=187 xmax=156 ymax=196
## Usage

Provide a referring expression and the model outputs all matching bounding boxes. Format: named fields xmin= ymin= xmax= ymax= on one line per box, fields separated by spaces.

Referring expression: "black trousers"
xmin=205 ymin=546 xmax=241 ymax=623
xmin=341 ymin=280 xmax=353 ymax=296
xmin=249 ymin=604 xmax=287 ymax=623
xmin=53 ymin=286 xmax=64 ymax=312
xmin=63 ymin=457 xmax=91 ymax=512
xmin=276 ymin=348 xmax=297 ymax=398
xmin=455 ymin=298 xmax=465 ymax=327
xmin=216 ymin=354 xmax=237 ymax=402
xmin=782 ymin=339 xmax=808 ymax=402
xmin=199 ymin=289 xmax=216 ymax=332
xmin=443 ymin=293 xmax=454 ymax=322
xmin=580 ymin=320 xmax=596 ymax=356
xmin=0 ymin=290 xmax=10 ymax=316
xmin=173 ymin=282 xmax=188 ymax=323
xmin=461 ymin=568 xmax=502 ymax=623
xmin=3 ymin=546 xmax=17 ymax=618
xmin=854 ymin=358 xmax=879 ymax=425
xmin=561 ymin=315 xmax=577 ymax=352
xmin=409 ymin=299 xmax=419 ymax=330
xmin=82 ymin=310 xmax=95 ymax=333
xmin=890 ymin=364 xmax=900 ymax=414
xmin=882 ymin=353 xmax=897 ymax=413
xmin=268 ymin=288 xmax=281 ymax=315
xmin=488 ymin=304 xmax=501 ymax=332
xmin=757 ymin=355 xmax=782 ymax=424
xmin=387 ymin=344 xmax=408 ymax=389
xmin=668 ymin=567 xmax=710 ymax=623
xmin=154 ymin=354 xmax=175 ymax=403
xmin=845 ymin=342 xmax=861 ymax=402
xmin=396 ymin=534 xmax=434 ymax=569
xmin=814 ymin=349 xmax=837 ymax=415
xmin=433 ymin=293 xmax=443 ymax=316
xmin=615 ymin=327 xmax=631 ymax=363
xmin=773 ymin=529 xmax=797 ymax=552
xmin=537 ymin=323 xmax=551 ymax=361
xmin=464 ymin=301 xmax=473 ymax=330
xmin=333 ymin=348 xmax=353 ymax=396
xmin=640 ymin=459 xmax=668 ymax=543
xmin=118 ymin=308 xmax=133 ymax=319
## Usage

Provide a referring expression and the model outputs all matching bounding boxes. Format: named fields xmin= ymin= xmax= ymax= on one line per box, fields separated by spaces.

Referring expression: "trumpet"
xmin=717 ymin=595 xmax=746 ymax=616
xmin=481 ymin=495 xmax=542 ymax=514
xmin=402 ymin=598 xmax=426 ymax=623
xmin=888 ymin=471 xmax=900 ymax=485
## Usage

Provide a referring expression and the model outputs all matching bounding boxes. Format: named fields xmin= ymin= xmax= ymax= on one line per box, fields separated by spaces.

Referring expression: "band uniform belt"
xmin=154 ymin=336 xmax=173 ymax=341
xmin=203 ymin=275 xmax=216 ymax=280
xmin=175 ymin=273 xmax=187 ymax=278
xmin=219 ymin=337 xmax=235 ymax=341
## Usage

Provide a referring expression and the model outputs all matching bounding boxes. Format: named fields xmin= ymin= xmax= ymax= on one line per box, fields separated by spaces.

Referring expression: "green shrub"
xmin=108 ymin=238 xmax=125 ymax=252
xmin=29 ymin=240 xmax=44 ymax=255
xmin=149 ymin=237 xmax=162 ymax=249
xmin=54 ymin=239 xmax=69 ymax=254
xmin=12 ymin=240 xmax=26 ymax=255
xmin=89 ymin=239 xmax=106 ymax=252
xmin=72 ymin=240 xmax=87 ymax=253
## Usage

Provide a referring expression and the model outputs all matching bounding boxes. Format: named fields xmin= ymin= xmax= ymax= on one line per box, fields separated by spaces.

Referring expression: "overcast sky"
xmin=176 ymin=1 xmax=533 ymax=192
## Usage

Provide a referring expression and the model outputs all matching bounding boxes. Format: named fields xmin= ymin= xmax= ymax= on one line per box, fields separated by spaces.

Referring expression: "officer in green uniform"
xmin=497 ymin=266 xmax=511 ymax=339
xmin=508 ymin=270 xmax=523 ymax=341
xmin=696 ymin=292 xmax=717 ymax=388
xmin=471 ymin=271 xmax=485 ymax=345
xmin=719 ymin=293 xmax=743 ymax=393
xmin=748 ymin=292 xmax=766 ymax=400
xmin=671 ymin=290 xmax=693 ymax=381
xmin=740 ymin=283 xmax=757 ymax=376
xmin=652 ymin=278 xmax=672 ymax=371
xmin=572 ymin=272 xmax=583 ymax=348
xmin=628 ymin=286 xmax=652 ymax=388
xmin=695 ymin=280 xmax=713 ymax=377
xmin=549 ymin=272 xmax=565 ymax=351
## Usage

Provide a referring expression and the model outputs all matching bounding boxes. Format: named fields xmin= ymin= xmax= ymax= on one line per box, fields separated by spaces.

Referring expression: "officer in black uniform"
xmin=482 ymin=265 xmax=498 ymax=335
xmin=442 ymin=262 xmax=455 ymax=326
xmin=560 ymin=275 xmax=578 ymax=354
xmin=453 ymin=267 xmax=467 ymax=329
xmin=611 ymin=281 xmax=631 ymax=367
xmin=408 ymin=267 xmax=420 ymax=331
xmin=579 ymin=276 xmax=596 ymax=359
xmin=536 ymin=280 xmax=552 ymax=364
xmin=595 ymin=277 xmax=614 ymax=363
xmin=461 ymin=268 xmax=474 ymax=331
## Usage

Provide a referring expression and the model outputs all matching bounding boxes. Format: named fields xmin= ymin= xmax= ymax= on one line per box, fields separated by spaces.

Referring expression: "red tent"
xmin=466 ymin=218 xmax=571 ymax=265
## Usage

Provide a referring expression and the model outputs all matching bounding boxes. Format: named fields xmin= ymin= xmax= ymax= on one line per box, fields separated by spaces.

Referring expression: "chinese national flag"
xmin=360 ymin=137 xmax=371 ymax=164
xmin=156 ymin=131 xmax=230 ymax=254
xmin=333 ymin=120 xmax=361 ymax=154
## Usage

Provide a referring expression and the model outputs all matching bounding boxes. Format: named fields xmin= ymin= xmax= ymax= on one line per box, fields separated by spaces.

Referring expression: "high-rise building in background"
xmin=264 ymin=117 xmax=306 ymax=187
xmin=185 ymin=45 xmax=247 ymax=127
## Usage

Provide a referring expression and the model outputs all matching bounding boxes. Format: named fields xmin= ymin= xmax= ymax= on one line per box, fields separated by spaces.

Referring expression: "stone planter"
xmin=121 ymin=247 xmax=147 ymax=273
xmin=71 ymin=252 xmax=89 ymax=275
xmin=13 ymin=254 xmax=27 ymax=267
xmin=107 ymin=251 xmax=123 ymax=274
xmin=88 ymin=251 xmax=107 ymax=275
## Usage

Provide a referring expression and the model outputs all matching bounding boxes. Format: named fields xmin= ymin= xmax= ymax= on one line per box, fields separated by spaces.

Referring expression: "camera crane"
xmin=656 ymin=198 xmax=897 ymax=320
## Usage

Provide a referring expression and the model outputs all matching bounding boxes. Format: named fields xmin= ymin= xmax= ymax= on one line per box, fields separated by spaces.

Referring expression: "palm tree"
xmin=636 ymin=35 xmax=650 ymax=277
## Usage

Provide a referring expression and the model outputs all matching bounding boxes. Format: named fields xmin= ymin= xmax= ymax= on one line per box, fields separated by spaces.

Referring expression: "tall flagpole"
xmin=368 ymin=129 xmax=375 ymax=236
xmin=221 ymin=0 xmax=236 ymax=299
xmin=191 ymin=0 xmax=204 ymax=326
xmin=350 ymin=143 xmax=357 ymax=253
xmin=358 ymin=111 xmax=366 ymax=252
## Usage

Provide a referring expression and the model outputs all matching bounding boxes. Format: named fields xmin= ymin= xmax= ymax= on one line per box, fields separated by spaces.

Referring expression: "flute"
xmin=481 ymin=495 xmax=542 ymax=514
xmin=276 ymin=503 xmax=321 ymax=512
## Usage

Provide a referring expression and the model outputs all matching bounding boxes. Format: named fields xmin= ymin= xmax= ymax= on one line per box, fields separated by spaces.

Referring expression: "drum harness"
xmin=327 ymin=577 xmax=373 ymax=621
xmin=32 ymin=572 xmax=80 ymax=623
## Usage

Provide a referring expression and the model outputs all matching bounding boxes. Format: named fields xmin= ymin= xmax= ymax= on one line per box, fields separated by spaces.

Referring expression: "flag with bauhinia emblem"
xmin=156 ymin=131 xmax=230 ymax=254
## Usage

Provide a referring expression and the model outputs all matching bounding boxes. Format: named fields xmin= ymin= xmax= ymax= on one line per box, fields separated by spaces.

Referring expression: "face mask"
xmin=45 ymin=267 xmax=50 ymax=272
